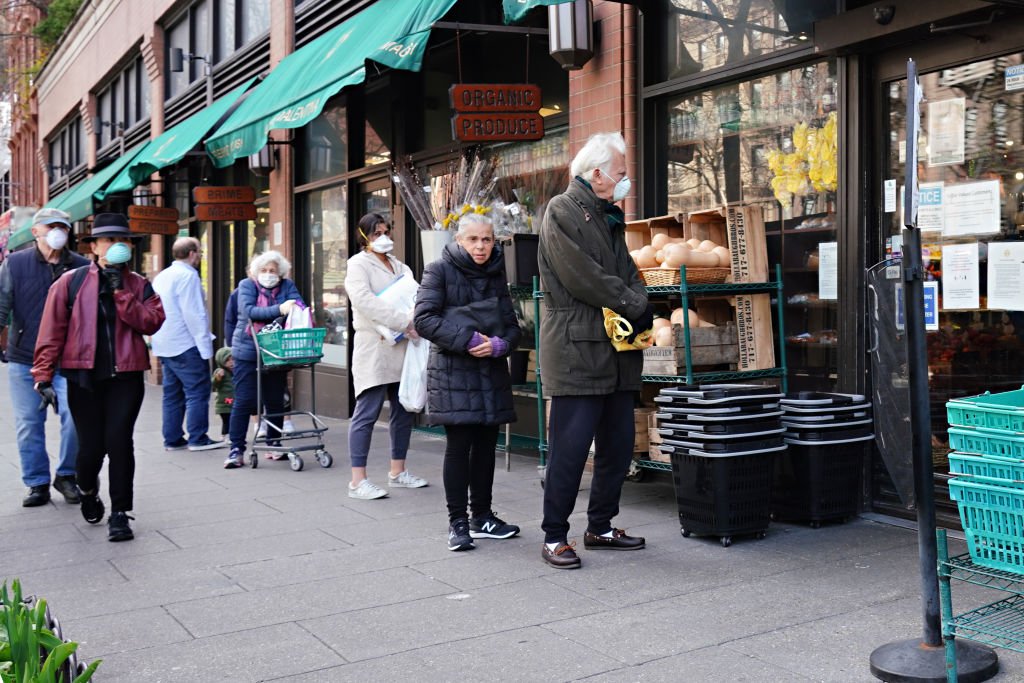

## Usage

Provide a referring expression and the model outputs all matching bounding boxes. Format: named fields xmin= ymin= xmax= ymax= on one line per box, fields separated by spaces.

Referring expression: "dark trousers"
xmin=541 ymin=391 xmax=636 ymax=544
xmin=443 ymin=424 xmax=500 ymax=522
xmin=67 ymin=372 xmax=145 ymax=513
xmin=219 ymin=413 xmax=231 ymax=435
xmin=229 ymin=356 xmax=286 ymax=451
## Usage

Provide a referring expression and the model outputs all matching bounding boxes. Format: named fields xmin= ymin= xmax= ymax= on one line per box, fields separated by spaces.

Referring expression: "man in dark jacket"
xmin=0 ymin=208 xmax=89 ymax=507
xmin=538 ymin=132 xmax=653 ymax=569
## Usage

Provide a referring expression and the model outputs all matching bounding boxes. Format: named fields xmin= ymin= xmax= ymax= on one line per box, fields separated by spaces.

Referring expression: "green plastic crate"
xmin=947 ymin=387 xmax=1024 ymax=432
xmin=948 ymin=426 xmax=1024 ymax=459
xmin=949 ymin=477 xmax=1024 ymax=574
xmin=949 ymin=452 xmax=1024 ymax=483
xmin=257 ymin=328 xmax=325 ymax=367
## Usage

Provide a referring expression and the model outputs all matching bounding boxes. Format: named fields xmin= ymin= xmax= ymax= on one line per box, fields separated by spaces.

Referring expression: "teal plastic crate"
xmin=949 ymin=452 xmax=1024 ymax=482
xmin=257 ymin=328 xmax=325 ymax=367
xmin=948 ymin=426 xmax=1024 ymax=459
xmin=949 ymin=477 xmax=1024 ymax=574
xmin=947 ymin=387 xmax=1024 ymax=432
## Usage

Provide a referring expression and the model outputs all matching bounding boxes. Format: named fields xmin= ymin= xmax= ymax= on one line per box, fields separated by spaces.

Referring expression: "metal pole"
xmin=205 ymin=57 xmax=214 ymax=107
xmin=902 ymin=224 xmax=941 ymax=646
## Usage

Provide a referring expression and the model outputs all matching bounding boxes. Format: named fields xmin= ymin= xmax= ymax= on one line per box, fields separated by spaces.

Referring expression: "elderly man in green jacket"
xmin=538 ymin=132 xmax=653 ymax=570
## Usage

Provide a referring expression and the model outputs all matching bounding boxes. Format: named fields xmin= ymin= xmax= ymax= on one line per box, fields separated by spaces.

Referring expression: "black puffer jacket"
xmin=414 ymin=241 xmax=522 ymax=426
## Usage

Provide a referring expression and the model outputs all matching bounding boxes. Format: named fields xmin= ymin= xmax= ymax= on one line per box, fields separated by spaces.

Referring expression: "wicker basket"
xmin=640 ymin=267 xmax=730 ymax=286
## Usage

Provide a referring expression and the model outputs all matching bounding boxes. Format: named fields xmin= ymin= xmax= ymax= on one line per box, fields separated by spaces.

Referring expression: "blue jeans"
xmin=228 ymin=356 xmax=286 ymax=452
xmin=348 ymin=383 xmax=413 ymax=468
xmin=8 ymin=361 xmax=78 ymax=487
xmin=160 ymin=346 xmax=213 ymax=447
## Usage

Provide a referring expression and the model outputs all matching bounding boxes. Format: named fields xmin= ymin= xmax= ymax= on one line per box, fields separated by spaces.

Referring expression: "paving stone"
xmin=271 ymin=626 xmax=620 ymax=682
xmin=0 ymin=521 xmax=86 ymax=552
xmin=93 ymin=622 xmax=344 ymax=682
xmin=300 ymin=577 xmax=606 ymax=662
xmin=12 ymin=558 xmax=126 ymax=599
xmin=0 ymin=532 xmax=180 ymax=576
xmin=582 ymin=644 xmax=815 ymax=682
xmin=167 ymin=566 xmax=452 ymax=637
xmin=62 ymin=606 xmax=194 ymax=658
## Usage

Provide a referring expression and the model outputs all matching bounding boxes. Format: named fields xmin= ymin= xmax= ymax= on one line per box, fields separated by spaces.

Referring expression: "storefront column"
xmin=268 ymin=0 xmax=296 ymax=261
xmin=568 ymin=0 xmax=638 ymax=218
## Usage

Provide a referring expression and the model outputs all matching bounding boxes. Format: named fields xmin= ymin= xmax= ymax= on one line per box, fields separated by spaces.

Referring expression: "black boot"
xmin=107 ymin=511 xmax=134 ymax=542
xmin=22 ymin=485 xmax=51 ymax=507
xmin=52 ymin=476 xmax=81 ymax=504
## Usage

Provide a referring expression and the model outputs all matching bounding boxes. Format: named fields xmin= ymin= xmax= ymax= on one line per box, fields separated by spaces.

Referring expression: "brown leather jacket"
xmin=32 ymin=263 xmax=165 ymax=383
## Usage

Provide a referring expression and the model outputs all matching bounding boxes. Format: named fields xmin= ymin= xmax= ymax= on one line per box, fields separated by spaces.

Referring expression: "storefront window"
xmin=884 ymin=53 xmax=1024 ymax=473
xmin=300 ymin=185 xmax=348 ymax=367
xmin=659 ymin=1 xmax=836 ymax=83
xmin=665 ymin=59 xmax=839 ymax=391
xmin=490 ymin=128 xmax=570 ymax=233
xmin=298 ymin=101 xmax=347 ymax=185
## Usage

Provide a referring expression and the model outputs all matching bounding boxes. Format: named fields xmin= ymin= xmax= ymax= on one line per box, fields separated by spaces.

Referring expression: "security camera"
xmin=874 ymin=5 xmax=895 ymax=26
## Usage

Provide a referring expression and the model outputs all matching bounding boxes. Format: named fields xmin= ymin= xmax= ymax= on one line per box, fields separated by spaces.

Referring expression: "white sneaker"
xmin=388 ymin=471 xmax=428 ymax=488
xmin=283 ymin=419 xmax=295 ymax=434
xmin=256 ymin=425 xmax=267 ymax=439
xmin=348 ymin=479 xmax=388 ymax=500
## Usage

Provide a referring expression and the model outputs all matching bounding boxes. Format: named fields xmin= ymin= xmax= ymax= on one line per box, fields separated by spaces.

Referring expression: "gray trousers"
xmin=348 ymin=383 xmax=413 ymax=468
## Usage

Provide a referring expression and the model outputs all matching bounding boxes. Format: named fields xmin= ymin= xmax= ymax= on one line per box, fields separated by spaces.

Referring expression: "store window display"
xmin=664 ymin=59 xmax=840 ymax=391
xmin=884 ymin=53 xmax=1024 ymax=473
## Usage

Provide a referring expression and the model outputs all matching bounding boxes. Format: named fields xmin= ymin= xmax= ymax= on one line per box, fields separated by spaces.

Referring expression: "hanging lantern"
xmin=248 ymin=145 xmax=275 ymax=177
xmin=548 ymin=0 xmax=594 ymax=71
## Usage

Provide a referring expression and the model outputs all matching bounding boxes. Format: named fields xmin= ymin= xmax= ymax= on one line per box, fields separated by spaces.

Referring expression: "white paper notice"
xmin=941 ymin=242 xmax=980 ymax=310
xmin=918 ymin=182 xmax=944 ymax=232
xmin=987 ymin=241 xmax=1024 ymax=310
xmin=928 ymin=98 xmax=966 ymax=167
xmin=273 ymin=221 xmax=282 ymax=246
xmin=818 ymin=241 xmax=838 ymax=301
xmin=884 ymin=179 xmax=897 ymax=212
xmin=944 ymin=180 xmax=1001 ymax=236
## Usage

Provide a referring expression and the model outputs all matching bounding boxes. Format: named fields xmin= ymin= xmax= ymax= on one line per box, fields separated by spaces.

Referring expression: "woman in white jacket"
xmin=343 ymin=213 xmax=428 ymax=500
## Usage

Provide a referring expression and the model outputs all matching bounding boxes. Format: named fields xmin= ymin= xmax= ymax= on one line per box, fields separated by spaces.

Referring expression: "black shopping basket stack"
xmin=654 ymin=384 xmax=786 ymax=547
xmin=946 ymin=387 xmax=1024 ymax=573
xmin=773 ymin=392 xmax=874 ymax=527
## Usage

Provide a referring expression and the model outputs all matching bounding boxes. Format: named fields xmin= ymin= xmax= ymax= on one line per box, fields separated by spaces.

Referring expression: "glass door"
xmin=876 ymin=52 xmax=1024 ymax=515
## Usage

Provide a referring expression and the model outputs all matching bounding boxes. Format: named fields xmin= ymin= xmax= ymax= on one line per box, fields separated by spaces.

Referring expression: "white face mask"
xmin=257 ymin=273 xmax=280 ymax=288
xmin=44 ymin=228 xmax=69 ymax=250
xmin=611 ymin=175 xmax=631 ymax=202
xmin=370 ymin=234 xmax=394 ymax=254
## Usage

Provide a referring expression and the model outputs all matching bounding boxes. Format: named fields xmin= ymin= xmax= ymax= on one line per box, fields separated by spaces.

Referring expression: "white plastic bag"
xmin=398 ymin=337 xmax=430 ymax=413
xmin=374 ymin=274 xmax=419 ymax=345
xmin=285 ymin=302 xmax=313 ymax=329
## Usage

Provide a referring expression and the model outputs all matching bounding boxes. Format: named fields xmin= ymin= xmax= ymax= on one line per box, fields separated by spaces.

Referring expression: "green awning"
xmin=502 ymin=0 xmax=573 ymax=24
xmin=6 ymin=226 xmax=35 ymax=251
xmin=47 ymin=144 xmax=146 ymax=222
xmin=205 ymin=0 xmax=458 ymax=168
xmin=98 ymin=79 xmax=256 ymax=201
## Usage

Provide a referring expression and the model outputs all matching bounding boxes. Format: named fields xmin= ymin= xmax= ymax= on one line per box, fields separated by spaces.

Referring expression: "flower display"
xmin=767 ymin=111 xmax=838 ymax=207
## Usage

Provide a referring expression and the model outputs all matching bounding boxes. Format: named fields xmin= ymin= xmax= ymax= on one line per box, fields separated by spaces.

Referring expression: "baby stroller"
xmin=250 ymin=326 xmax=332 ymax=471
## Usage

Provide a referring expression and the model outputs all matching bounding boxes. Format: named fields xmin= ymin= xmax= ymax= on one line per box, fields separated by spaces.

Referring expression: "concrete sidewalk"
xmin=1 ymin=362 xmax=1022 ymax=682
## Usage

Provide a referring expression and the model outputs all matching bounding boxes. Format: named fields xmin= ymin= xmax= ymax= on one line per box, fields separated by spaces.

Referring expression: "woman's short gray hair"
xmin=249 ymin=250 xmax=291 ymax=279
xmin=569 ymin=132 xmax=626 ymax=181
xmin=455 ymin=212 xmax=493 ymax=237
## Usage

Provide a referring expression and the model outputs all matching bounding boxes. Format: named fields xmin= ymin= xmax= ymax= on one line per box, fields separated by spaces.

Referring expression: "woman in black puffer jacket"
xmin=414 ymin=213 xmax=523 ymax=552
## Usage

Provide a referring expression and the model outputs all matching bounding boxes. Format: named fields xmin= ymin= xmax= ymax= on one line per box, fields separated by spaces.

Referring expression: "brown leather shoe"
xmin=583 ymin=528 xmax=646 ymax=551
xmin=542 ymin=542 xmax=581 ymax=569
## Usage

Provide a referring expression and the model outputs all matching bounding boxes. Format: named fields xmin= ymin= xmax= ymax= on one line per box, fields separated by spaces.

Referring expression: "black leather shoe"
xmin=22 ymin=485 xmax=50 ymax=507
xmin=542 ymin=542 xmax=581 ymax=569
xmin=52 ymin=476 xmax=80 ymax=504
xmin=583 ymin=528 xmax=646 ymax=551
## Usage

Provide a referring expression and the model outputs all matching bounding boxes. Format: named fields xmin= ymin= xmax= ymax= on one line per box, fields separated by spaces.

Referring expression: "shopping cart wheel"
xmin=315 ymin=450 xmax=333 ymax=468
xmin=289 ymin=454 xmax=304 ymax=472
xmin=720 ymin=536 xmax=732 ymax=548
xmin=249 ymin=451 xmax=259 ymax=469
xmin=810 ymin=521 xmax=822 ymax=529
xmin=680 ymin=528 xmax=691 ymax=538
xmin=625 ymin=459 xmax=645 ymax=482
xmin=755 ymin=531 xmax=767 ymax=540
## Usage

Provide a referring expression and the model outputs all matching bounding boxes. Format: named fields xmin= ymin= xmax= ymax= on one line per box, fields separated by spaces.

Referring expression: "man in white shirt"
xmin=152 ymin=237 xmax=224 ymax=451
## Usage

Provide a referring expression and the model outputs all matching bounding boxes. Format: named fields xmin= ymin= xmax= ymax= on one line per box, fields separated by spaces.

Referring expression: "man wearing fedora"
xmin=33 ymin=213 xmax=165 ymax=541
xmin=0 ymin=207 xmax=89 ymax=507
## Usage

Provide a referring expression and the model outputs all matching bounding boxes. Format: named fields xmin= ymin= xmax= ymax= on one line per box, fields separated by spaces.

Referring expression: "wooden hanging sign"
xmin=452 ymin=113 xmax=544 ymax=143
xmin=196 ymin=204 xmax=258 ymax=221
xmin=449 ymin=84 xmax=542 ymax=112
xmin=128 ymin=205 xmax=179 ymax=222
xmin=128 ymin=218 xmax=179 ymax=235
xmin=192 ymin=186 xmax=256 ymax=204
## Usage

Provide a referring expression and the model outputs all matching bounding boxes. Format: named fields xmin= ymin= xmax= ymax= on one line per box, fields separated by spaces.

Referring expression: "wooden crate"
xmin=647 ymin=443 xmax=671 ymax=464
xmin=649 ymin=427 xmax=663 ymax=445
xmin=634 ymin=407 xmax=656 ymax=452
xmin=642 ymin=323 xmax=738 ymax=375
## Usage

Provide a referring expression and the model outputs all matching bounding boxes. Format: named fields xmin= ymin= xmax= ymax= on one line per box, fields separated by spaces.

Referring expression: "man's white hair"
xmin=569 ymin=132 xmax=626 ymax=182
xmin=249 ymin=250 xmax=291 ymax=279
